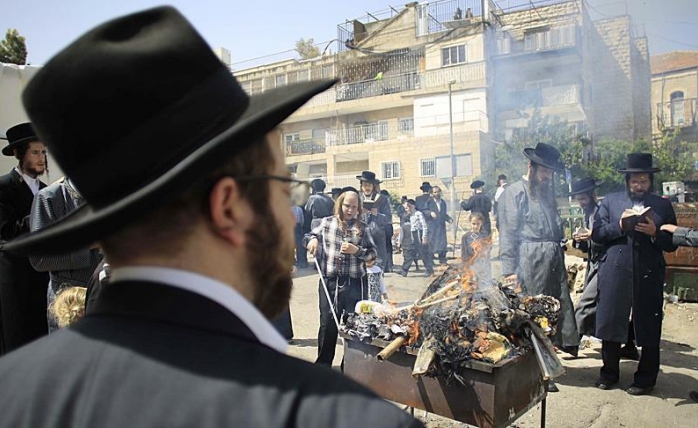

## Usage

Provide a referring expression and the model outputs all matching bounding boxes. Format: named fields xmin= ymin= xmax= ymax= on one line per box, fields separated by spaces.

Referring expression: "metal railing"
xmin=285 ymin=139 xmax=326 ymax=156
xmin=500 ymin=84 xmax=580 ymax=110
xmin=656 ymin=98 xmax=697 ymax=129
xmin=327 ymin=122 xmax=389 ymax=146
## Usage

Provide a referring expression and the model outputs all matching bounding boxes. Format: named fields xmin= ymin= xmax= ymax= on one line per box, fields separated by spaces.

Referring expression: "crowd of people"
xmin=0 ymin=6 xmax=696 ymax=426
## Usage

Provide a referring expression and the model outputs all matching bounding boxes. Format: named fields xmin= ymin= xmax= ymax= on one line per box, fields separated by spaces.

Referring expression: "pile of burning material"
xmin=342 ymin=266 xmax=563 ymax=384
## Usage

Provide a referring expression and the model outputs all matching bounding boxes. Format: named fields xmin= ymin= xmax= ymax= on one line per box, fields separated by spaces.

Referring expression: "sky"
xmin=1 ymin=0 xmax=697 ymax=69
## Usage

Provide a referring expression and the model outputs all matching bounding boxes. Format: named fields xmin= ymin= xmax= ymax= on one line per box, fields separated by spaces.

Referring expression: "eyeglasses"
xmin=28 ymin=149 xmax=48 ymax=157
xmin=218 ymin=174 xmax=310 ymax=204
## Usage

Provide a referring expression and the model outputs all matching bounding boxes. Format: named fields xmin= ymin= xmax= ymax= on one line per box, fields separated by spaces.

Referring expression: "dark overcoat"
xmin=360 ymin=191 xmax=391 ymax=268
xmin=592 ymin=191 xmax=677 ymax=346
xmin=461 ymin=193 xmax=492 ymax=235
xmin=0 ymin=169 xmax=49 ymax=354
xmin=425 ymin=198 xmax=450 ymax=254
xmin=0 ymin=280 xmax=422 ymax=427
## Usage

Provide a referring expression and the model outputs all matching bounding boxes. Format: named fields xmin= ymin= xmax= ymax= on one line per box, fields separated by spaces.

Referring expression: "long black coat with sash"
xmin=0 ymin=169 xmax=49 ymax=354
xmin=0 ymin=280 xmax=422 ymax=427
xmin=592 ymin=191 xmax=677 ymax=346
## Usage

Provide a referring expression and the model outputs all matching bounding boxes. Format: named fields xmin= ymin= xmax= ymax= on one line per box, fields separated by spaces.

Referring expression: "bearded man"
xmin=0 ymin=8 xmax=421 ymax=427
xmin=592 ymin=153 xmax=677 ymax=396
xmin=0 ymin=122 xmax=50 ymax=354
xmin=498 ymin=143 xmax=579 ymax=392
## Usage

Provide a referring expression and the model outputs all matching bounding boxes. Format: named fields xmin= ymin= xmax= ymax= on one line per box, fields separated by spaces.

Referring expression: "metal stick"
xmin=315 ymin=258 xmax=344 ymax=342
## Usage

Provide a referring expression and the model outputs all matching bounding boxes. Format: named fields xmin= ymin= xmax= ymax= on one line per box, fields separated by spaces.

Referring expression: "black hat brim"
xmin=2 ymin=136 xmax=38 ymax=156
xmin=616 ymin=167 xmax=661 ymax=173
xmin=569 ymin=183 xmax=602 ymax=196
xmin=523 ymin=147 xmax=565 ymax=172
xmin=2 ymin=79 xmax=336 ymax=256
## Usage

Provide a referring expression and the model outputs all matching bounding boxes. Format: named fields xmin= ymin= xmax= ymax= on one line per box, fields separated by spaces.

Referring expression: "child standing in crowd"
xmin=48 ymin=287 xmax=87 ymax=329
xmin=365 ymin=258 xmax=388 ymax=303
xmin=461 ymin=212 xmax=491 ymax=279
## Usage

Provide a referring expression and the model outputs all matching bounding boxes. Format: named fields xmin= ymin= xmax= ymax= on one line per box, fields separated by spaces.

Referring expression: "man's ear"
xmin=208 ymin=177 xmax=253 ymax=247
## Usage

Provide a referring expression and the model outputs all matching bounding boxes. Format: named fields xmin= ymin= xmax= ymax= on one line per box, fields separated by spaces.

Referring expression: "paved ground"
xmin=286 ymin=251 xmax=698 ymax=428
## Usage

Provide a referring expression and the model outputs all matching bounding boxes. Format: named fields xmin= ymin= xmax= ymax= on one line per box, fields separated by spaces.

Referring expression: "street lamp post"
xmin=448 ymin=79 xmax=457 ymax=253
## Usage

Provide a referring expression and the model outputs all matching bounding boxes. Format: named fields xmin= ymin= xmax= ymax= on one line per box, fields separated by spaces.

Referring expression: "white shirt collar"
xmin=110 ymin=266 xmax=288 ymax=353
xmin=15 ymin=167 xmax=40 ymax=195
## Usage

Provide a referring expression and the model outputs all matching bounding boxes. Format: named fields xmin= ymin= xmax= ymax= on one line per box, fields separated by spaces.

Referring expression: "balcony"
xmin=327 ymin=121 xmax=391 ymax=146
xmin=285 ymin=139 xmax=325 ymax=156
xmin=493 ymin=24 xmax=579 ymax=58
xmin=657 ymin=98 xmax=697 ymax=130
xmin=499 ymin=84 xmax=581 ymax=110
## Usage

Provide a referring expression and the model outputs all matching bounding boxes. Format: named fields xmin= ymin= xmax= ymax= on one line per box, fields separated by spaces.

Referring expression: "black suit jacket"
xmin=0 ymin=169 xmax=49 ymax=354
xmin=0 ymin=280 xmax=423 ymax=427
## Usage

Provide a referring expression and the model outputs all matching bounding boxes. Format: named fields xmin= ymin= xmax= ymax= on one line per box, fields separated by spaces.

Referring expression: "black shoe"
xmin=620 ymin=345 xmax=640 ymax=361
xmin=398 ymin=269 xmax=408 ymax=277
xmin=561 ymin=345 xmax=579 ymax=358
xmin=595 ymin=378 xmax=617 ymax=390
xmin=689 ymin=391 xmax=698 ymax=402
xmin=627 ymin=385 xmax=653 ymax=396
xmin=546 ymin=380 xmax=559 ymax=392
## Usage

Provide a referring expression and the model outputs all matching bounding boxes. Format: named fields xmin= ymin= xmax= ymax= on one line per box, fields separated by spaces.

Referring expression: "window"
xmin=275 ymin=74 xmax=286 ymax=87
xmin=297 ymin=70 xmax=309 ymax=82
xmin=420 ymin=158 xmax=435 ymax=177
xmin=381 ymin=161 xmax=401 ymax=180
xmin=442 ymin=44 xmax=467 ymax=66
xmin=263 ymin=76 xmax=275 ymax=90
xmin=398 ymin=117 xmax=414 ymax=133
xmin=322 ymin=65 xmax=334 ymax=79
xmin=671 ymin=91 xmax=685 ymax=126
xmin=524 ymin=25 xmax=574 ymax=51
xmin=284 ymin=133 xmax=300 ymax=143
xmin=435 ymin=154 xmax=472 ymax=178
xmin=524 ymin=79 xmax=552 ymax=90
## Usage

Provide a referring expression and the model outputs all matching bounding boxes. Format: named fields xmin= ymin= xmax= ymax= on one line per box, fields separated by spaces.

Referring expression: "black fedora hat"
xmin=2 ymin=7 xmax=335 ymax=256
xmin=523 ymin=143 xmax=565 ymax=172
xmin=310 ymin=178 xmax=326 ymax=191
xmin=341 ymin=186 xmax=359 ymax=194
xmin=2 ymin=122 xmax=40 ymax=156
xmin=569 ymin=178 xmax=601 ymax=196
xmin=419 ymin=181 xmax=432 ymax=192
xmin=617 ymin=153 xmax=661 ymax=173
xmin=356 ymin=170 xmax=381 ymax=184
xmin=470 ymin=180 xmax=485 ymax=189
xmin=330 ymin=187 xmax=343 ymax=196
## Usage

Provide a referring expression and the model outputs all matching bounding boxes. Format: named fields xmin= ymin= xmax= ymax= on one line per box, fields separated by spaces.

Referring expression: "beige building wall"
xmin=651 ymin=69 xmax=698 ymax=135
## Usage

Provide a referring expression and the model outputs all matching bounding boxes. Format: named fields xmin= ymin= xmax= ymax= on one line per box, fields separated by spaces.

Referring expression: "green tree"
xmin=0 ymin=29 xmax=27 ymax=65
xmin=295 ymin=38 xmax=320 ymax=60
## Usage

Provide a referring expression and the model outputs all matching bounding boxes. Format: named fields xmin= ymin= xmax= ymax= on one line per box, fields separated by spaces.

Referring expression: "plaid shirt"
xmin=305 ymin=216 xmax=376 ymax=278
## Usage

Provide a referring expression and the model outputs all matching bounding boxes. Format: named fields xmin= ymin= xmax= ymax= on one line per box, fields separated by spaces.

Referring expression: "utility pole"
xmin=448 ymin=79 xmax=457 ymax=246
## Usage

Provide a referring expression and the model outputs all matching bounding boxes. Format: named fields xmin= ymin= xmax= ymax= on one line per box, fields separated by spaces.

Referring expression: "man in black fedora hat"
xmin=460 ymin=180 xmax=492 ymax=236
xmin=568 ymin=178 xmax=607 ymax=343
xmin=304 ymin=178 xmax=334 ymax=233
xmin=415 ymin=181 xmax=432 ymax=216
xmin=592 ymin=153 xmax=677 ymax=396
xmin=0 ymin=122 xmax=50 ymax=354
xmin=498 ymin=143 xmax=579 ymax=391
xmin=356 ymin=171 xmax=391 ymax=270
xmin=0 ymin=8 xmax=421 ymax=427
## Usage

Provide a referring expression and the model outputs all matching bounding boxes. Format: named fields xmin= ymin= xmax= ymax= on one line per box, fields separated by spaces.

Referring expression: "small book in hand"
xmin=620 ymin=206 xmax=653 ymax=231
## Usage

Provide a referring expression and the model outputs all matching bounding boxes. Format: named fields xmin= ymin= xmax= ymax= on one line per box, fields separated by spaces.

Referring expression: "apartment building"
xmin=233 ymin=0 xmax=650 ymax=199
xmin=651 ymin=51 xmax=698 ymax=143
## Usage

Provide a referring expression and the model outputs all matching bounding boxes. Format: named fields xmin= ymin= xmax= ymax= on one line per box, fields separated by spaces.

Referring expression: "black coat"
xmin=0 ymin=280 xmax=422 ymax=427
xmin=461 ymin=193 xmax=492 ymax=235
xmin=0 ymin=169 xmax=48 ymax=354
xmin=592 ymin=191 xmax=677 ymax=346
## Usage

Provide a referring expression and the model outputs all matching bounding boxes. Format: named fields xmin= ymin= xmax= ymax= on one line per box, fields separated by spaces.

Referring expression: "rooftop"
xmin=651 ymin=51 xmax=698 ymax=75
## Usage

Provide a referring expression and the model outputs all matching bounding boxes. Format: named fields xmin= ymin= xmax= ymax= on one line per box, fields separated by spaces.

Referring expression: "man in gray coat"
xmin=498 ymin=143 xmax=579 ymax=394
xmin=0 ymin=8 xmax=422 ymax=428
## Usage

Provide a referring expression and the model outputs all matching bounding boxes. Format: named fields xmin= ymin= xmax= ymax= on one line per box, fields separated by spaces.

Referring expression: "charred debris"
xmin=342 ymin=265 xmax=562 ymax=384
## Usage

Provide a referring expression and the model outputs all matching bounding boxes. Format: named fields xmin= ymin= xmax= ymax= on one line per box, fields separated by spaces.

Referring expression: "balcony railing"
xmin=657 ymin=98 xmax=697 ymax=129
xmin=285 ymin=139 xmax=325 ymax=156
xmin=500 ymin=84 xmax=580 ymax=110
xmin=327 ymin=121 xmax=390 ymax=146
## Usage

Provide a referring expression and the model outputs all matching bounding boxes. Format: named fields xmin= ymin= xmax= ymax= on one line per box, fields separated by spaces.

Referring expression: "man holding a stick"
xmin=306 ymin=190 xmax=377 ymax=366
xmin=497 ymin=143 xmax=579 ymax=392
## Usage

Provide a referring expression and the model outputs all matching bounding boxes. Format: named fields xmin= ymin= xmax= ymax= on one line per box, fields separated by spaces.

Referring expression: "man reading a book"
xmin=591 ymin=153 xmax=678 ymax=396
